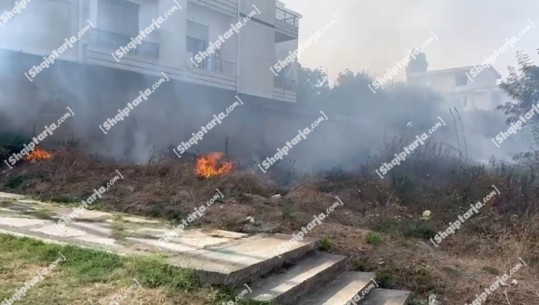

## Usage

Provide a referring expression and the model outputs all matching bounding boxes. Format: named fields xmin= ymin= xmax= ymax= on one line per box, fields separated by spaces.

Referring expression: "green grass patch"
xmin=215 ymin=286 xmax=270 ymax=305
xmin=366 ymin=232 xmax=383 ymax=245
xmin=367 ymin=217 xmax=436 ymax=240
xmin=49 ymin=196 xmax=79 ymax=204
xmin=0 ymin=234 xmax=198 ymax=291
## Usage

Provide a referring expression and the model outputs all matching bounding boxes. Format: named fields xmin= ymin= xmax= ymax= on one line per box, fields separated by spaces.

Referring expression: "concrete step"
xmin=249 ymin=251 xmax=348 ymax=304
xmin=360 ymin=289 xmax=411 ymax=305
xmin=297 ymin=271 xmax=376 ymax=305
xmin=167 ymin=233 xmax=320 ymax=285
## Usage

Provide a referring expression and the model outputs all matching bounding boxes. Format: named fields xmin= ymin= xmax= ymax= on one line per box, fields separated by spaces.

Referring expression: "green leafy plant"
xmin=366 ymin=232 xmax=383 ymax=245
xmin=320 ymin=237 xmax=331 ymax=251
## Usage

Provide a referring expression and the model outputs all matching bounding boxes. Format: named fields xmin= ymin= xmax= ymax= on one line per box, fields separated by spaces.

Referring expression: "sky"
xmin=280 ymin=0 xmax=539 ymax=84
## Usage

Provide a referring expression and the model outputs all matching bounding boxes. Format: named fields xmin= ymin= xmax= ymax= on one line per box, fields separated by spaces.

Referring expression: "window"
xmin=187 ymin=20 xmax=208 ymax=35
xmin=455 ymin=74 xmax=468 ymax=86
xmin=187 ymin=36 xmax=209 ymax=68
xmin=97 ymin=0 xmax=139 ymax=36
xmin=186 ymin=37 xmax=207 ymax=56
xmin=186 ymin=21 xmax=209 ymax=68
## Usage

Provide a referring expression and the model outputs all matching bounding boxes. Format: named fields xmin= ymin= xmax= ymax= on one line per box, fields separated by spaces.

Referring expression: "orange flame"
xmin=24 ymin=147 xmax=53 ymax=161
xmin=195 ymin=152 xmax=234 ymax=178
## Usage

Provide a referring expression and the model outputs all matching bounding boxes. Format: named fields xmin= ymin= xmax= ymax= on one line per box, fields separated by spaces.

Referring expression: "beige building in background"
xmin=408 ymin=66 xmax=509 ymax=111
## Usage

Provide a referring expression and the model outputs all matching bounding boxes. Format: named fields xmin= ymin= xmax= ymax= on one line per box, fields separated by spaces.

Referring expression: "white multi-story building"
xmin=0 ymin=0 xmax=300 ymax=103
xmin=407 ymin=66 xmax=509 ymax=111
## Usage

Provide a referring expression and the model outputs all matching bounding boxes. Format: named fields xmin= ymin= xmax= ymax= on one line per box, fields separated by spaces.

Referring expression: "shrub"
xmin=281 ymin=203 xmax=295 ymax=220
xmin=366 ymin=232 xmax=383 ymax=245
xmin=0 ymin=131 xmax=31 ymax=159
xmin=376 ymin=270 xmax=396 ymax=288
xmin=320 ymin=237 xmax=331 ymax=251
xmin=403 ymin=221 xmax=437 ymax=240
xmin=5 ymin=175 xmax=29 ymax=189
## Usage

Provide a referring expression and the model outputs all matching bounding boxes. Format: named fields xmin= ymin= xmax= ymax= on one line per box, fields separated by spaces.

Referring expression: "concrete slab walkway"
xmin=0 ymin=192 xmax=317 ymax=285
xmin=0 ymin=192 xmax=411 ymax=304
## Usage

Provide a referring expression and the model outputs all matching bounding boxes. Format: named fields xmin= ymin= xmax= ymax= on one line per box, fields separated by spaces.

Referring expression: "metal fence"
xmin=275 ymin=7 xmax=299 ymax=27
xmin=89 ymin=29 xmax=160 ymax=59
xmin=274 ymin=76 xmax=297 ymax=92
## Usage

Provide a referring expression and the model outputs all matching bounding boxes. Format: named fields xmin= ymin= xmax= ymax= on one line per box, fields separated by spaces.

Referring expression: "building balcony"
xmin=186 ymin=54 xmax=236 ymax=77
xmin=87 ymin=29 xmax=160 ymax=59
xmin=81 ymin=44 xmax=237 ymax=93
xmin=274 ymin=75 xmax=296 ymax=91
xmin=275 ymin=7 xmax=299 ymax=27
xmin=275 ymin=7 xmax=299 ymax=42
xmin=273 ymin=75 xmax=296 ymax=102
xmin=188 ymin=0 xmax=237 ymax=16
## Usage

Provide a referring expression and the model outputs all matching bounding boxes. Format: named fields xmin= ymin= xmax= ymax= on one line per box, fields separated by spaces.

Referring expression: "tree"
xmin=330 ymin=69 xmax=382 ymax=117
xmin=499 ymin=51 xmax=539 ymax=141
xmin=297 ymin=66 xmax=330 ymax=104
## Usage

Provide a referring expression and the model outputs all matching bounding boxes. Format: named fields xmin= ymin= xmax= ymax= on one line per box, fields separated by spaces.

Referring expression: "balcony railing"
xmin=275 ymin=7 xmax=299 ymax=27
xmin=274 ymin=76 xmax=296 ymax=92
xmin=188 ymin=54 xmax=236 ymax=76
xmin=88 ymin=29 xmax=160 ymax=59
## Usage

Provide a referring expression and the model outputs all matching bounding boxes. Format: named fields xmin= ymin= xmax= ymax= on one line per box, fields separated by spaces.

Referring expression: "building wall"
xmin=153 ymin=0 xmax=188 ymax=70
xmin=186 ymin=2 xmax=237 ymax=71
xmin=0 ymin=0 xmax=80 ymax=61
xmin=236 ymin=0 xmax=277 ymax=99
xmin=423 ymin=70 xmax=498 ymax=94
xmin=413 ymin=69 xmax=508 ymax=111
xmin=445 ymin=89 xmax=507 ymax=111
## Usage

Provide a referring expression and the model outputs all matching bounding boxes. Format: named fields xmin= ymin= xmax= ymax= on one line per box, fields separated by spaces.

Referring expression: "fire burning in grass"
xmin=195 ymin=152 xmax=234 ymax=178
xmin=23 ymin=147 xmax=53 ymax=161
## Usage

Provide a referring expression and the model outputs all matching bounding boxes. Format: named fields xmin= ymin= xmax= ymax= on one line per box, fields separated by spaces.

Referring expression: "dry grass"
xmin=1 ymin=147 xmax=539 ymax=304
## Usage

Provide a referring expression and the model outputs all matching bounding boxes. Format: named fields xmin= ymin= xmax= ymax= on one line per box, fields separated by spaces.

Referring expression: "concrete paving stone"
xmin=169 ymin=234 xmax=320 ymax=285
xmin=70 ymin=222 xmax=112 ymax=236
xmin=0 ymin=217 xmax=51 ymax=227
xmin=74 ymin=235 xmax=118 ymax=246
xmin=360 ymin=289 xmax=411 ymax=305
xmin=31 ymin=224 xmax=91 ymax=238
xmin=298 ymin=272 xmax=376 ymax=305
xmin=122 ymin=216 xmax=162 ymax=224
xmin=250 ymin=251 xmax=348 ymax=304
xmin=0 ymin=192 xmax=27 ymax=200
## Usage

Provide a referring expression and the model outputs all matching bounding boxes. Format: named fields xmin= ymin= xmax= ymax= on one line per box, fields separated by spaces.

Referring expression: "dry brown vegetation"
xmin=1 ymin=143 xmax=539 ymax=305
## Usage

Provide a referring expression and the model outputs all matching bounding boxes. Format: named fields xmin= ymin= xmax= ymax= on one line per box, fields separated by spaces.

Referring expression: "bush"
xmin=376 ymin=270 xmax=396 ymax=288
xmin=320 ymin=237 xmax=331 ymax=251
xmin=5 ymin=175 xmax=29 ymax=189
xmin=403 ymin=221 xmax=437 ymax=240
xmin=0 ymin=131 xmax=31 ymax=159
xmin=366 ymin=232 xmax=383 ymax=245
xmin=281 ymin=203 xmax=295 ymax=220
